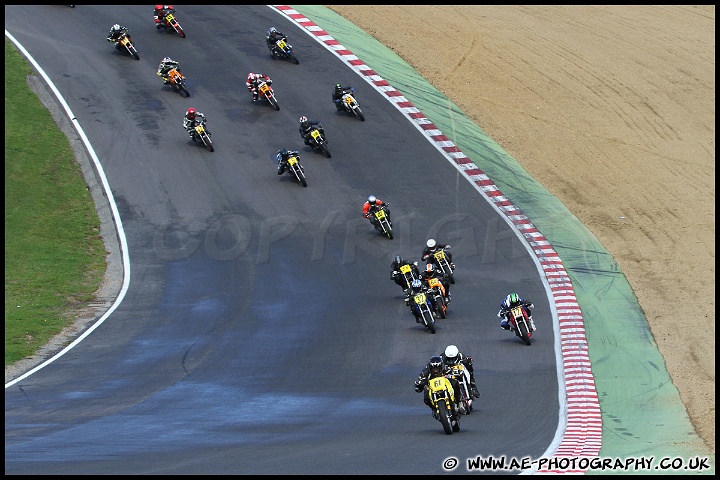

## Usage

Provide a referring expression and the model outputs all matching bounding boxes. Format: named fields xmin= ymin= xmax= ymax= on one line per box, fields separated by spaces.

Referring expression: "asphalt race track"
xmin=5 ymin=6 xmax=559 ymax=474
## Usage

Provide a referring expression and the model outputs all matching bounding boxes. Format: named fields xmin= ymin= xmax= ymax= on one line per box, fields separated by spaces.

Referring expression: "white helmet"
xmin=112 ymin=23 xmax=120 ymax=30
xmin=426 ymin=239 xmax=436 ymax=248
xmin=367 ymin=195 xmax=376 ymax=203
xmin=444 ymin=345 xmax=459 ymax=364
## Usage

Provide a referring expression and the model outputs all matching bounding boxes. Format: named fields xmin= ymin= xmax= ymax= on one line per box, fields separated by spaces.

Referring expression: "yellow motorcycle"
xmin=426 ymin=375 xmax=461 ymax=435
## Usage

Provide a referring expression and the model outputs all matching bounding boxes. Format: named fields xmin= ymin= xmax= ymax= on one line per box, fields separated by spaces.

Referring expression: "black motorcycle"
xmin=307 ymin=127 xmax=331 ymax=158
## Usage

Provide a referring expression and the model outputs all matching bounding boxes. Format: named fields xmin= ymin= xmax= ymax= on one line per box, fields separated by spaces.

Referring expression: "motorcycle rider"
xmin=106 ymin=24 xmax=129 ymax=46
xmin=183 ymin=108 xmax=209 ymax=138
xmin=405 ymin=278 xmax=438 ymax=322
xmin=276 ymin=148 xmax=300 ymax=175
xmin=265 ymin=26 xmax=287 ymax=57
xmin=362 ymin=195 xmax=391 ymax=228
xmin=420 ymin=263 xmax=451 ymax=300
xmin=246 ymin=72 xmax=273 ymax=101
xmin=421 ymin=238 xmax=454 ymax=268
xmin=154 ymin=4 xmax=175 ymax=28
xmin=332 ymin=83 xmax=355 ymax=111
xmin=391 ymin=255 xmax=420 ymax=291
xmin=497 ymin=292 xmax=536 ymax=331
xmin=298 ymin=116 xmax=325 ymax=146
xmin=441 ymin=345 xmax=480 ymax=398
xmin=157 ymin=56 xmax=181 ymax=85
xmin=414 ymin=355 xmax=461 ymax=418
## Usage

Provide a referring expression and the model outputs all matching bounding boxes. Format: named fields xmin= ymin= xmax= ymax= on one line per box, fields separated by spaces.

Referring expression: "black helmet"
xmin=394 ymin=255 xmax=403 ymax=267
xmin=429 ymin=356 xmax=444 ymax=376
xmin=299 ymin=115 xmax=309 ymax=129
xmin=280 ymin=148 xmax=289 ymax=156
xmin=335 ymin=83 xmax=343 ymax=92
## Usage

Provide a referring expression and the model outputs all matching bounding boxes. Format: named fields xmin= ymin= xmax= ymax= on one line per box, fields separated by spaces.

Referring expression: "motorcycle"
xmin=116 ymin=32 xmax=139 ymax=60
xmin=398 ymin=262 xmax=420 ymax=290
xmin=504 ymin=304 xmax=534 ymax=346
xmin=425 ymin=276 xmax=448 ymax=319
xmin=159 ymin=68 xmax=189 ymax=97
xmin=281 ymin=153 xmax=307 ymax=187
xmin=256 ymin=80 xmax=280 ymax=111
xmin=446 ymin=363 xmax=473 ymax=415
xmin=340 ymin=91 xmax=365 ymax=121
xmin=307 ymin=127 xmax=331 ymax=158
xmin=158 ymin=12 xmax=186 ymax=38
xmin=190 ymin=121 xmax=213 ymax=152
xmin=272 ymin=37 xmax=299 ymax=64
xmin=369 ymin=206 xmax=393 ymax=239
xmin=426 ymin=375 xmax=461 ymax=435
xmin=407 ymin=290 xmax=436 ymax=334
xmin=427 ymin=247 xmax=455 ymax=284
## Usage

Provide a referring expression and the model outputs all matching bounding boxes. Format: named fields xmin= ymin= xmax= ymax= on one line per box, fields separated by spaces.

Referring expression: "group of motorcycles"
xmin=102 ymin=8 xmax=534 ymax=435
xmin=396 ymin=246 xmax=455 ymax=335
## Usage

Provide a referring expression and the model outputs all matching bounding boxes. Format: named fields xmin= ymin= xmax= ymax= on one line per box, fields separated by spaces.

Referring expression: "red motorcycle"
xmin=158 ymin=11 xmax=186 ymax=38
xmin=503 ymin=305 xmax=534 ymax=345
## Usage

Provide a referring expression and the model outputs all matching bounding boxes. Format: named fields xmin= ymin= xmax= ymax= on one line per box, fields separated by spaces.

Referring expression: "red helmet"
xmin=186 ymin=108 xmax=196 ymax=119
xmin=155 ymin=5 xmax=163 ymax=10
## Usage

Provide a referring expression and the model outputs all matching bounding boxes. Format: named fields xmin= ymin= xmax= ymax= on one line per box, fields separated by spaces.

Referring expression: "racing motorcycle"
xmin=446 ymin=363 xmax=473 ymax=415
xmin=280 ymin=152 xmax=307 ymax=187
xmin=307 ymin=127 xmax=331 ymax=158
xmin=425 ymin=276 xmax=448 ymax=319
xmin=503 ymin=304 xmax=534 ymax=346
xmin=426 ymin=375 xmax=461 ymax=435
xmin=408 ymin=291 xmax=436 ymax=334
xmin=369 ymin=206 xmax=393 ymax=239
xmin=272 ymin=37 xmax=299 ymax=64
xmin=158 ymin=11 xmax=186 ymax=38
xmin=190 ymin=121 xmax=213 ymax=152
xmin=159 ymin=67 xmax=189 ymax=97
xmin=116 ymin=32 xmax=139 ymax=60
xmin=427 ymin=246 xmax=455 ymax=284
xmin=339 ymin=91 xmax=365 ymax=121
xmin=398 ymin=262 xmax=420 ymax=290
xmin=256 ymin=80 xmax=280 ymax=111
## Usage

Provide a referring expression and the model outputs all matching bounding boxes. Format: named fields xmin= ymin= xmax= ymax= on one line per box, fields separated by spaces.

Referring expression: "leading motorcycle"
xmin=503 ymin=304 xmax=534 ymax=346
xmin=272 ymin=37 xmax=299 ymax=64
xmin=280 ymin=152 xmax=307 ymax=187
xmin=426 ymin=375 xmax=461 ymax=435
xmin=190 ymin=121 xmax=213 ymax=152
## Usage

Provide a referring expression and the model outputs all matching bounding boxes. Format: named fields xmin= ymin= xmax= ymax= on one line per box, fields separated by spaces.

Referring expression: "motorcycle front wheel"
xmin=438 ymin=402 xmax=453 ymax=435
xmin=354 ymin=107 xmax=365 ymax=121
xmin=267 ymin=95 xmax=280 ymax=111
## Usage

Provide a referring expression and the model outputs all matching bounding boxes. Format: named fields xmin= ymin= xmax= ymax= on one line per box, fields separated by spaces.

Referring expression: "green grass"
xmin=5 ymin=39 xmax=106 ymax=366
